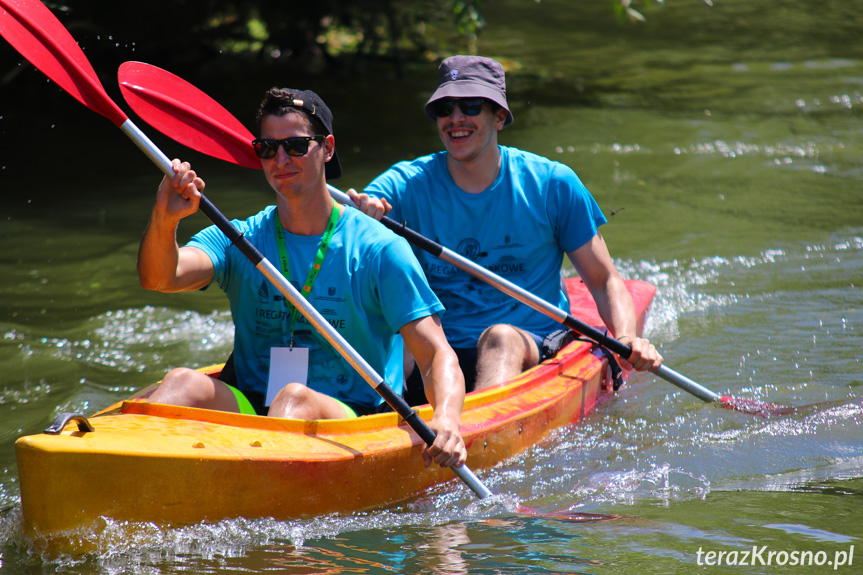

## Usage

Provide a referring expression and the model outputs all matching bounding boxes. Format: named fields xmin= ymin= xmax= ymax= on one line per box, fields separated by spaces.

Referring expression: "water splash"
xmin=94 ymin=306 xmax=232 ymax=349
xmin=571 ymin=464 xmax=710 ymax=507
xmin=7 ymin=306 xmax=233 ymax=374
xmin=3 ymin=494 xmax=519 ymax=568
xmin=671 ymin=139 xmax=824 ymax=162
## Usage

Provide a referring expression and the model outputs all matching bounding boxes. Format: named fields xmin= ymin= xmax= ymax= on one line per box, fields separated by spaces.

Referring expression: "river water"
xmin=1 ymin=0 xmax=861 ymax=572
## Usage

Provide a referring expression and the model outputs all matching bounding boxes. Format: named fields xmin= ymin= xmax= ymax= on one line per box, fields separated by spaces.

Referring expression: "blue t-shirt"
xmin=364 ymin=146 xmax=606 ymax=348
xmin=187 ymin=205 xmax=444 ymax=410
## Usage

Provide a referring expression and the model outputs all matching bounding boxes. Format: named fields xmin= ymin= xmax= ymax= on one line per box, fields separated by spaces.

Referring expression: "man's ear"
xmin=495 ymin=108 xmax=508 ymax=130
xmin=324 ymin=134 xmax=336 ymax=162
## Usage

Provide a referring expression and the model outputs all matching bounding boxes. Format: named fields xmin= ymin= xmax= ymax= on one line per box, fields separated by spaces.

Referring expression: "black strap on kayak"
xmin=545 ymin=328 xmax=625 ymax=392
xmin=540 ymin=328 xmax=577 ymax=360
xmin=590 ymin=329 xmax=625 ymax=391
xmin=595 ymin=343 xmax=625 ymax=391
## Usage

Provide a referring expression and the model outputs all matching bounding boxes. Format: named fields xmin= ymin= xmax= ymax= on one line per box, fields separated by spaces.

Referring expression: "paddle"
xmin=113 ymin=61 xmax=805 ymax=419
xmin=0 ymin=0 xmax=492 ymax=499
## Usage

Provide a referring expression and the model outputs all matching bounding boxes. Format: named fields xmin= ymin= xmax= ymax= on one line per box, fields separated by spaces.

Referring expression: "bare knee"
xmin=161 ymin=367 xmax=202 ymax=387
xmin=268 ymin=383 xmax=313 ymax=417
xmin=271 ymin=383 xmax=310 ymax=405
xmin=477 ymin=324 xmax=540 ymax=370
xmin=153 ymin=367 xmax=203 ymax=398
xmin=150 ymin=368 xmax=224 ymax=409
xmin=478 ymin=324 xmax=523 ymax=350
xmin=268 ymin=384 xmax=347 ymax=420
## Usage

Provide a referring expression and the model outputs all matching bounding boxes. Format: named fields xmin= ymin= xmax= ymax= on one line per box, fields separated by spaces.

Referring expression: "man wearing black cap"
xmin=354 ymin=55 xmax=663 ymax=402
xmin=139 ymin=87 xmax=467 ymax=468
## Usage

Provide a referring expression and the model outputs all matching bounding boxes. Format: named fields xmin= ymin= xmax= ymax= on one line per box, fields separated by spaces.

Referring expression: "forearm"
xmin=137 ymin=212 xmax=183 ymax=292
xmin=567 ymin=236 xmax=661 ymax=370
xmin=422 ymin=349 xmax=465 ymax=427
xmin=138 ymin=160 xmax=213 ymax=293
xmin=401 ymin=315 xmax=467 ymax=467
xmin=591 ymin=273 xmax=638 ymax=340
xmin=567 ymin=235 xmax=638 ymax=340
xmin=420 ymin=346 xmax=467 ymax=468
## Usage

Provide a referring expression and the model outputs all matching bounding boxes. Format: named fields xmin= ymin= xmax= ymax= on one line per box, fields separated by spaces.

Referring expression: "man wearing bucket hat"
xmin=352 ymin=55 xmax=663 ymax=403
xmin=139 ymin=87 xmax=468 ymax=468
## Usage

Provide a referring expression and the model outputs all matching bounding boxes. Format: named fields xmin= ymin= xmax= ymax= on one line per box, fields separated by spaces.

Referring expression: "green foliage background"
xmin=1 ymin=1 xmax=665 ymax=83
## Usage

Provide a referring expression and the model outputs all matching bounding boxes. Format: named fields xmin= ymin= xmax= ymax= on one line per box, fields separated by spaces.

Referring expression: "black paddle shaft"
xmin=198 ymin=195 xmax=264 ymax=265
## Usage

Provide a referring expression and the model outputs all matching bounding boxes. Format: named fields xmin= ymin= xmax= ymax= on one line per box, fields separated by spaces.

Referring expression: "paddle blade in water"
xmin=515 ymin=505 xmax=621 ymax=523
xmin=719 ymin=395 xmax=850 ymax=418
xmin=118 ymin=61 xmax=261 ymax=169
xmin=0 ymin=0 xmax=127 ymax=125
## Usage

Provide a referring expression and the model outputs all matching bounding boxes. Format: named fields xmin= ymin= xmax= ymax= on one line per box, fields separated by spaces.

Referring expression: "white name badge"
xmin=265 ymin=346 xmax=309 ymax=406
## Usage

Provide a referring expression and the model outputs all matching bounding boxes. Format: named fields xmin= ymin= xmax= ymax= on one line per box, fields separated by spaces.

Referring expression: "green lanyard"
xmin=274 ymin=203 xmax=340 ymax=346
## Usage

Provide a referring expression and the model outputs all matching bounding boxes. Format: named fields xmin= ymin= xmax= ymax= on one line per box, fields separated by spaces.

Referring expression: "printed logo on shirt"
xmin=293 ymin=309 xmax=347 ymax=330
xmin=314 ymin=284 xmax=345 ymax=304
xmin=257 ymin=279 xmax=297 ymax=304
xmin=457 ymin=238 xmax=482 ymax=260
xmin=426 ymin=262 xmax=460 ymax=277
xmin=492 ymin=236 xmax=524 ymax=250
xmin=254 ymin=278 xmax=347 ymax=339
xmin=488 ymin=260 xmax=527 ymax=274
xmin=257 ymin=280 xmax=270 ymax=303
xmin=486 ymin=255 xmax=527 ymax=275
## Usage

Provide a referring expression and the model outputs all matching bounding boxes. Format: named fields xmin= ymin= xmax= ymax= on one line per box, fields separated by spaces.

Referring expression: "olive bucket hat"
xmin=424 ymin=55 xmax=513 ymax=125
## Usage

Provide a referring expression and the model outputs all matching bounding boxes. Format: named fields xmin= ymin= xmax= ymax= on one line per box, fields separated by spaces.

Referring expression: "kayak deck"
xmin=15 ymin=278 xmax=656 ymax=552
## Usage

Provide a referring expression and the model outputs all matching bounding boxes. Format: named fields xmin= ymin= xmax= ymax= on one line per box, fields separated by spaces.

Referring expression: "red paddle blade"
xmin=118 ymin=61 xmax=261 ymax=169
xmin=0 ymin=0 xmax=127 ymax=126
xmin=718 ymin=396 xmax=794 ymax=418
xmin=516 ymin=505 xmax=621 ymax=523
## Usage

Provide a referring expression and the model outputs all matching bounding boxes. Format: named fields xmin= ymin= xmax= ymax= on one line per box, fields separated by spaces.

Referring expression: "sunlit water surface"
xmin=1 ymin=0 xmax=861 ymax=572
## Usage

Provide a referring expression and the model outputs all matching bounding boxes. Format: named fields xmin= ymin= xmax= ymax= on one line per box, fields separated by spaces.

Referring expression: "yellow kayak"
xmin=15 ymin=278 xmax=656 ymax=553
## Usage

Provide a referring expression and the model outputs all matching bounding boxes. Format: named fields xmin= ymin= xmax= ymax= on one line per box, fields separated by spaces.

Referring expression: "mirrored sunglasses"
xmin=252 ymin=135 xmax=326 ymax=159
xmin=431 ymin=98 xmax=486 ymax=118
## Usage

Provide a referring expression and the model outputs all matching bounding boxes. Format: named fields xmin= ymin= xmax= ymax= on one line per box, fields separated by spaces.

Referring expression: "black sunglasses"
xmin=431 ymin=98 xmax=486 ymax=118
xmin=252 ymin=135 xmax=326 ymax=159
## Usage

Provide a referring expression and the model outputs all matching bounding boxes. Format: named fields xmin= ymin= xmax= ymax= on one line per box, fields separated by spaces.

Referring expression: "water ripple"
xmin=571 ymin=464 xmax=711 ymax=506
xmin=7 ymin=307 xmax=233 ymax=374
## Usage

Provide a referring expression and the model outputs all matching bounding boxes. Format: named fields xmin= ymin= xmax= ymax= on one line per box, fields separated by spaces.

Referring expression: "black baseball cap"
xmin=268 ymin=88 xmax=342 ymax=180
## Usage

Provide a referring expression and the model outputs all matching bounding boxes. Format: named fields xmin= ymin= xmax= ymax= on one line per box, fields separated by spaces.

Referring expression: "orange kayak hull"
xmin=15 ymin=278 xmax=655 ymax=553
